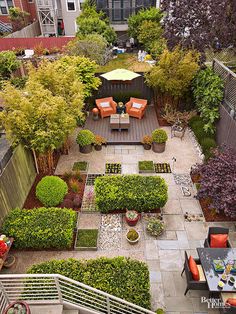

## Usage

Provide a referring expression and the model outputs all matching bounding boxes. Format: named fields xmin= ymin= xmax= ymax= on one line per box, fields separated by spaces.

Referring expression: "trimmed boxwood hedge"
xmin=95 ymin=175 xmax=168 ymax=213
xmin=2 ymin=208 xmax=76 ymax=249
xmin=27 ymin=257 xmax=151 ymax=309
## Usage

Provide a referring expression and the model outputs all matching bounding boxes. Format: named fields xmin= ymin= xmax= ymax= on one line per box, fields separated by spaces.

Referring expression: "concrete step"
xmin=30 ymin=304 xmax=63 ymax=314
xmin=62 ymin=310 xmax=79 ymax=314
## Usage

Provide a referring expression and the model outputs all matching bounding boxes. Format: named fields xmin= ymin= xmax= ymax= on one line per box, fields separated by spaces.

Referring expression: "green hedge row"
xmin=2 ymin=208 xmax=76 ymax=249
xmin=27 ymin=257 xmax=151 ymax=309
xmin=95 ymin=175 xmax=168 ymax=213
xmin=189 ymin=116 xmax=217 ymax=160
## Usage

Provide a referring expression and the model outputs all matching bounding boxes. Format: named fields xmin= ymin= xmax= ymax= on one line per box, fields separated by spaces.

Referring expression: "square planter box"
xmin=154 ymin=163 xmax=171 ymax=174
xmin=75 ymin=229 xmax=99 ymax=251
xmin=72 ymin=161 xmax=89 ymax=173
xmin=138 ymin=161 xmax=155 ymax=173
xmin=105 ymin=163 xmax=122 ymax=174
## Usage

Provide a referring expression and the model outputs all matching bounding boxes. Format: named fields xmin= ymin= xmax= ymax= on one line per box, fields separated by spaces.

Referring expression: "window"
xmin=67 ymin=0 xmax=76 ymax=11
xmin=0 ymin=0 xmax=13 ymax=15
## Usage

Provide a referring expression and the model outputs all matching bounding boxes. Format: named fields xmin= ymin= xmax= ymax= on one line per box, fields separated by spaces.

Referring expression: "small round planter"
xmin=3 ymin=255 xmax=16 ymax=268
xmin=125 ymin=211 xmax=140 ymax=226
xmin=143 ymin=143 xmax=151 ymax=150
xmin=3 ymin=301 xmax=31 ymax=314
xmin=79 ymin=144 xmax=92 ymax=154
xmin=152 ymin=142 xmax=166 ymax=153
xmin=126 ymin=230 xmax=140 ymax=245
xmin=94 ymin=144 xmax=102 ymax=151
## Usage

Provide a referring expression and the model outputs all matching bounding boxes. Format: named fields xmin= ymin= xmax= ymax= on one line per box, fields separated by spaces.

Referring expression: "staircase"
xmin=0 ymin=21 xmax=12 ymax=34
xmin=0 ymin=274 xmax=156 ymax=314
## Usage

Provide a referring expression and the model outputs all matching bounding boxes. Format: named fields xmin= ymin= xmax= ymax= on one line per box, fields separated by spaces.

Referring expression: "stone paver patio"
xmin=5 ymin=127 xmax=236 ymax=314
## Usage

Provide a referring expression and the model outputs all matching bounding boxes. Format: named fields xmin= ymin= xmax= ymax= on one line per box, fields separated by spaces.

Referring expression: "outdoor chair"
xmin=220 ymin=293 xmax=236 ymax=314
xmin=204 ymin=227 xmax=231 ymax=248
xmin=181 ymin=251 xmax=208 ymax=296
xmin=125 ymin=97 xmax=147 ymax=119
xmin=95 ymin=97 xmax=117 ymax=119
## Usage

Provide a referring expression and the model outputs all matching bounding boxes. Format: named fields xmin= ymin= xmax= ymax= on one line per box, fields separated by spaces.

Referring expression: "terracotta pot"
xmin=79 ymin=144 xmax=92 ymax=154
xmin=126 ymin=230 xmax=140 ymax=245
xmin=152 ymin=142 xmax=166 ymax=153
xmin=143 ymin=143 xmax=151 ymax=150
xmin=125 ymin=213 xmax=140 ymax=226
xmin=4 ymin=301 xmax=31 ymax=314
xmin=94 ymin=145 xmax=102 ymax=151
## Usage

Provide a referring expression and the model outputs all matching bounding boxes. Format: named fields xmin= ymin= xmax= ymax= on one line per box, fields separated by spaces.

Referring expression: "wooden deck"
xmin=84 ymin=106 xmax=159 ymax=144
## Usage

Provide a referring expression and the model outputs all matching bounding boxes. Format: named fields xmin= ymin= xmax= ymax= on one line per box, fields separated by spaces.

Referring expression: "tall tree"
xmin=161 ymin=0 xmax=236 ymax=51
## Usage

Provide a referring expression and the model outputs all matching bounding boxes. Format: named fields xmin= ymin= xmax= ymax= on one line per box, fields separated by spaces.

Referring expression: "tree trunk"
xmin=36 ymin=151 xmax=55 ymax=174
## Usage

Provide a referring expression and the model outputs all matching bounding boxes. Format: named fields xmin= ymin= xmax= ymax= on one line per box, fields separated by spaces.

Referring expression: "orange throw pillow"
xmin=188 ymin=256 xmax=200 ymax=281
xmin=210 ymin=234 xmax=228 ymax=248
xmin=226 ymin=298 xmax=236 ymax=307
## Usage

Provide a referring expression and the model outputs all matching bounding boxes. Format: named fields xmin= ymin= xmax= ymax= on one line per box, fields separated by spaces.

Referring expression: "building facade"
xmin=0 ymin=0 xmax=37 ymax=24
xmin=35 ymin=0 xmax=160 ymax=37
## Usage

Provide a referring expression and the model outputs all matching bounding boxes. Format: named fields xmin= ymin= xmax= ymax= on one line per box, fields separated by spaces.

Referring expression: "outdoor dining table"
xmin=197 ymin=248 xmax=236 ymax=292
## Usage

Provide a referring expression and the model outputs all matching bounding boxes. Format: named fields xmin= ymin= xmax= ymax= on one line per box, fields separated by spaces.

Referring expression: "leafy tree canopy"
xmin=76 ymin=2 xmax=116 ymax=44
xmin=137 ymin=20 xmax=163 ymax=50
xmin=128 ymin=7 xmax=163 ymax=39
xmin=65 ymin=34 xmax=110 ymax=66
xmin=194 ymin=146 xmax=236 ymax=218
xmin=0 ymin=51 xmax=21 ymax=79
xmin=145 ymin=47 xmax=200 ymax=100
xmin=161 ymin=0 xmax=236 ymax=51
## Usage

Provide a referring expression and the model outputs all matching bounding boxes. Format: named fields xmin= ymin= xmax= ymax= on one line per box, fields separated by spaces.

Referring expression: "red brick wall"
xmin=0 ymin=0 xmax=37 ymax=24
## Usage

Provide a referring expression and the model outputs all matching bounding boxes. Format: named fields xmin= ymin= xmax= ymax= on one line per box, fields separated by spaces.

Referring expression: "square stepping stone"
xmin=77 ymin=213 xmax=101 ymax=229
xmin=163 ymin=215 xmax=185 ymax=231
xmin=180 ymin=199 xmax=202 ymax=215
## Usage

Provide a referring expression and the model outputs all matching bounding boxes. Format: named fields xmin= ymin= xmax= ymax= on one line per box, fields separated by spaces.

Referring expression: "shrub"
xmin=36 ymin=176 xmax=68 ymax=207
xmin=76 ymin=130 xmax=95 ymax=147
xmin=27 ymin=257 xmax=151 ymax=309
xmin=193 ymin=146 xmax=236 ymax=217
xmin=147 ymin=218 xmax=165 ymax=237
xmin=152 ymin=129 xmax=168 ymax=143
xmin=200 ymin=137 xmax=217 ymax=154
xmin=2 ymin=208 xmax=76 ymax=249
xmin=95 ymin=175 xmax=168 ymax=213
xmin=127 ymin=229 xmax=139 ymax=241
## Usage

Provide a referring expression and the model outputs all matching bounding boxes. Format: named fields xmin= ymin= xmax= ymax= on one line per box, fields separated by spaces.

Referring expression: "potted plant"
xmin=4 ymin=301 xmax=31 ymax=314
xmin=141 ymin=135 xmax=152 ymax=150
xmin=126 ymin=228 xmax=140 ymax=244
xmin=146 ymin=218 xmax=165 ymax=237
xmin=76 ymin=129 xmax=95 ymax=154
xmin=125 ymin=210 xmax=139 ymax=226
xmin=152 ymin=129 xmax=168 ymax=153
xmin=94 ymin=135 xmax=107 ymax=151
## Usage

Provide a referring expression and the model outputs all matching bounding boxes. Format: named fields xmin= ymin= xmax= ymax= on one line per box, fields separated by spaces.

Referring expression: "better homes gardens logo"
xmin=201 ymin=297 xmax=229 ymax=309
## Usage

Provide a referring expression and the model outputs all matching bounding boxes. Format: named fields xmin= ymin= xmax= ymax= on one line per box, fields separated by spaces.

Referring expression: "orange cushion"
xmin=189 ymin=256 xmax=200 ymax=281
xmin=226 ymin=298 xmax=236 ymax=306
xmin=210 ymin=234 xmax=228 ymax=248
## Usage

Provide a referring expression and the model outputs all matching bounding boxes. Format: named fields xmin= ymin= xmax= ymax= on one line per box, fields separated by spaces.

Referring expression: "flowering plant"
xmin=126 ymin=210 xmax=139 ymax=220
xmin=0 ymin=240 xmax=8 ymax=257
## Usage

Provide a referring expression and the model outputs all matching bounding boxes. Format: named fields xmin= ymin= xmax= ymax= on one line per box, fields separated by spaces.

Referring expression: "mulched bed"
xmin=191 ymin=173 xmax=233 ymax=222
xmin=23 ymin=174 xmax=86 ymax=211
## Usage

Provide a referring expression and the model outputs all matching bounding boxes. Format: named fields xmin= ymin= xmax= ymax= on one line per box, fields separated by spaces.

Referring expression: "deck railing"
xmin=0 ymin=274 xmax=156 ymax=314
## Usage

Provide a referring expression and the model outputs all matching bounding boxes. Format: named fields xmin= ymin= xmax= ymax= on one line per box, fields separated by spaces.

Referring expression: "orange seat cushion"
xmin=226 ymin=298 xmax=236 ymax=306
xmin=210 ymin=234 xmax=228 ymax=248
xmin=189 ymin=256 xmax=200 ymax=281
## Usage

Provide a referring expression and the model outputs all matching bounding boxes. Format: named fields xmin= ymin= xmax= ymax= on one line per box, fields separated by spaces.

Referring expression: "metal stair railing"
xmin=0 ymin=274 xmax=156 ymax=314
xmin=0 ymin=21 xmax=12 ymax=33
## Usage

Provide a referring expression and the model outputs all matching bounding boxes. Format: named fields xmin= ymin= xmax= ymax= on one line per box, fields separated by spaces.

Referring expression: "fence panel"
xmin=6 ymin=21 xmax=41 ymax=38
xmin=0 ymin=145 xmax=36 ymax=225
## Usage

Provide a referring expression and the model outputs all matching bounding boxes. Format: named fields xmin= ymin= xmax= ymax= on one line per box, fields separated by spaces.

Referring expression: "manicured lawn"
xmin=76 ymin=229 xmax=98 ymax=248
xmin=96 ymin=53 xmax=151 ymax=73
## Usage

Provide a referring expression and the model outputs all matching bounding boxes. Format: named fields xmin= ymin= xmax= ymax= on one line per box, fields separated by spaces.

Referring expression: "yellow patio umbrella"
xmin=100 ymin=68 xmax=141 ymax=81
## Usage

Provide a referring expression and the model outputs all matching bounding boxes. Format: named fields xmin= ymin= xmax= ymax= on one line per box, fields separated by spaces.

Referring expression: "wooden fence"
xmin=0 ymin=37 xmax=74 ymax=52
xmin=6 ymin=21 xmax=41 ymax=38
xmin=212 ymin=59 xmax=236 ymax=148
xmin=94 ymin=73 xmax=153 ymax=103
xmin=0 ymin=145 xmax=36 ymax=225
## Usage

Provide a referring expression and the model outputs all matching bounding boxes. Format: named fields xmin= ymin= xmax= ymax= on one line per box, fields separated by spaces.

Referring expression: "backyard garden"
xmin=0 ymin=0 xmax=236 ymax=313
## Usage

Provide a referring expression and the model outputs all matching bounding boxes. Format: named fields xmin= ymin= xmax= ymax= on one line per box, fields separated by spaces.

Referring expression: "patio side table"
xmin=110 ymin=114 xmax=120 ymax=130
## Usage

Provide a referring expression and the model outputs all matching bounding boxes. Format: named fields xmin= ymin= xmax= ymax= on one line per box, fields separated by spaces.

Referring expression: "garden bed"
xmin=75 ymin=229 xmax=98 ymax=250
xmin=138 ymin=161 xmax=155 ymax=173
xmin=81 ymin=186 xmax=98 ymax=212
xmin=23 ymin=173 xmax=86 ymax=211
xmin=105 ymin=163 xmax=122 ymax=174
xmin=72 ymin=161 xmax=89 ymax=172
xmin=154 ymin=163 xmax=171 ymax=173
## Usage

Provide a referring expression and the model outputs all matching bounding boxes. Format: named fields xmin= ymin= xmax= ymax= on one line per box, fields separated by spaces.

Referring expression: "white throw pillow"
xmin=100 ymin=102 xmax=110 ymax=108
xmin=132 ymin=102 xmax=142 ymax=109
